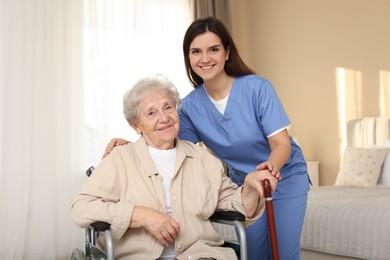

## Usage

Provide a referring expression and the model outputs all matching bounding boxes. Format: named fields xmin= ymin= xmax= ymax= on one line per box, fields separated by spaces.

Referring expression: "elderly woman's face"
xmin=132 ymin=90 xmax=179 ymax=149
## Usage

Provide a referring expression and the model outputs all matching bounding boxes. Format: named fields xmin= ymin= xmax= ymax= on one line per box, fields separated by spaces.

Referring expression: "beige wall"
xmin=231 ymin=0 xmax=390 ymax=185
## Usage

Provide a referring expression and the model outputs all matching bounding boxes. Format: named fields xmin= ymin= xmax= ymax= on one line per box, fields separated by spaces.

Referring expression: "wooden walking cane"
xmin=263 ymin=179 xmax=279 ymax=260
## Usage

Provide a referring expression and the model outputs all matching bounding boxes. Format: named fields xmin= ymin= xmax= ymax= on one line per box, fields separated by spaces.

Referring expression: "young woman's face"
xmin=188 ymin=32 xmax=229 ymax=83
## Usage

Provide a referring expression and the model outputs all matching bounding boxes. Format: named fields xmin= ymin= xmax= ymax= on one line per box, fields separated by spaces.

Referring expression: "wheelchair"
xmin=71 ymin=166 xmax=248 ymax=260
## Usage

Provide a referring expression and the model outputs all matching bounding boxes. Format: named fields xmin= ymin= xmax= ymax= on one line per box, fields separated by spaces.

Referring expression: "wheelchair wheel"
xmin=71 ymin=248 xmax=86 ymax=260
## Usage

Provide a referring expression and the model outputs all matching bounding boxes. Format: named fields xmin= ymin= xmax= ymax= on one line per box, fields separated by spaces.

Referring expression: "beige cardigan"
xmin=71 ymin=137 xmax=264 ymax=260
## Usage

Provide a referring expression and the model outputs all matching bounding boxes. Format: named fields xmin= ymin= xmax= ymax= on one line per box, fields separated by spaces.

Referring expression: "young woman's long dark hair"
xmin=183 ymin=16 xmax=255 ymax=88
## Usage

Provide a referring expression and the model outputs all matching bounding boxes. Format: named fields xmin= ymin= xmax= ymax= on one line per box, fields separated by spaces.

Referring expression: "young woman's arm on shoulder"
xmin=102 ymin=138 xmax=130 ymax=159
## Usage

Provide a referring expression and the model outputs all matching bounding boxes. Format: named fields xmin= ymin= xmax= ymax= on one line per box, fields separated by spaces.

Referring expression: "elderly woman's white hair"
xmin=123 ymin=74 xmax=181 ymax=124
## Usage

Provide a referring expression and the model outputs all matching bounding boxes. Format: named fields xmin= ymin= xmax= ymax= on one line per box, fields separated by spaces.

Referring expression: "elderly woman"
xmin=71 ymin=74 xmax=278 ymax=260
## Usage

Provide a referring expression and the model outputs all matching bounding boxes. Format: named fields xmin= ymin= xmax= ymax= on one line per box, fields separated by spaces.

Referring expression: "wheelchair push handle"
xmin=86 ymin=166 xmax=95 ymax=177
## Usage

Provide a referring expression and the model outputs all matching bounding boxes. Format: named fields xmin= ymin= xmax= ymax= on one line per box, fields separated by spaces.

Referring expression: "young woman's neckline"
xmin=203 ymin=75 xmax=235 ymax=101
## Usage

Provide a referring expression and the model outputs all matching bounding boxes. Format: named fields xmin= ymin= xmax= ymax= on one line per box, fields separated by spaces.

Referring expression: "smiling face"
xmin=189 ymin=32 xmax=230 ymax=84
xmin=131 ymin=89 xmax=180 ymax=149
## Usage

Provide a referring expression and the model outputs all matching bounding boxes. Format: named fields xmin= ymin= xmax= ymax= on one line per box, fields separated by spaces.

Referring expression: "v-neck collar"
xmin=200 ymin=78 xmax=237 ymax=125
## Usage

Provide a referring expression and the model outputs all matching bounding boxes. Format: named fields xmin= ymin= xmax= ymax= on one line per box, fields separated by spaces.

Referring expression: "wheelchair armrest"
xmin=90 ymin=221 xmax=111 ymax=232
xmin=86 ymin=221 xmax=114 ymax=260
xmin=210 ymin=211 xmax=245 ymax=222
xmin=210 ymin=211 xmax=247 ymax=260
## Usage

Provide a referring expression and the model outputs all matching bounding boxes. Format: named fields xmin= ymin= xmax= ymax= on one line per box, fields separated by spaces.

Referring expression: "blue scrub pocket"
xmin=227 ymin=165 xmax=247 ymax=186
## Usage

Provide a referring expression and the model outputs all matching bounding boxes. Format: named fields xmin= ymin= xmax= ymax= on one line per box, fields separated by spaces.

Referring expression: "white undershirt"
xmin=205 ymin=86 xmax=229 ymax=115
xmin=148 ymin=145 xmax=176 ymax=259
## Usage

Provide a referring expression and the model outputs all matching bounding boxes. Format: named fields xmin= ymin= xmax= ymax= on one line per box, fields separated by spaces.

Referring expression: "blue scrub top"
xmin=178 ymin=74 xmax=310 ymax=199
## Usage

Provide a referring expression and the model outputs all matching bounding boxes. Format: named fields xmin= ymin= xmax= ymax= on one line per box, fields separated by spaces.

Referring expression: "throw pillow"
xmin=335 ymin=147 xmax=388 ymax=187
xmin=377 ymin=140 xmax=390 ymax=186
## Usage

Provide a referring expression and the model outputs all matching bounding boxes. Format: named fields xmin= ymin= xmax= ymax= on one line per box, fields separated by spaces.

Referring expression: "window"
xmin=83 ymin=0 xmax=192 ymax=166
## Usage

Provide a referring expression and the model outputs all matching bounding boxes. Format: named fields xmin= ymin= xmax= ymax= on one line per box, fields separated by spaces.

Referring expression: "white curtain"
xmin=0 ymin=0 xmax=191 ymax=259
xmin=0 ymin=0 xmax=85 ymax=259
xmin=83 ymin=0 xmax=192 ymax=165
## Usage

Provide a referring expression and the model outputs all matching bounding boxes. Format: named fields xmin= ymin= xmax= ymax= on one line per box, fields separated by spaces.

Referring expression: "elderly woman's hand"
xmin=245 ymin=170 xmax=278 ymax=197
xmin=241 ymin=170 xmax=279 ymax=218
xmin=131 ymin=206 xmax=180 ymax=246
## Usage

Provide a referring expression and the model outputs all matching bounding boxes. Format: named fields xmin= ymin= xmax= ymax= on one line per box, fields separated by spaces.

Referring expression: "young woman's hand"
xmin=102 ymin=138 xmax=130 ymax=159
xmin=256 ymin=162 xmax=281 ymax=181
